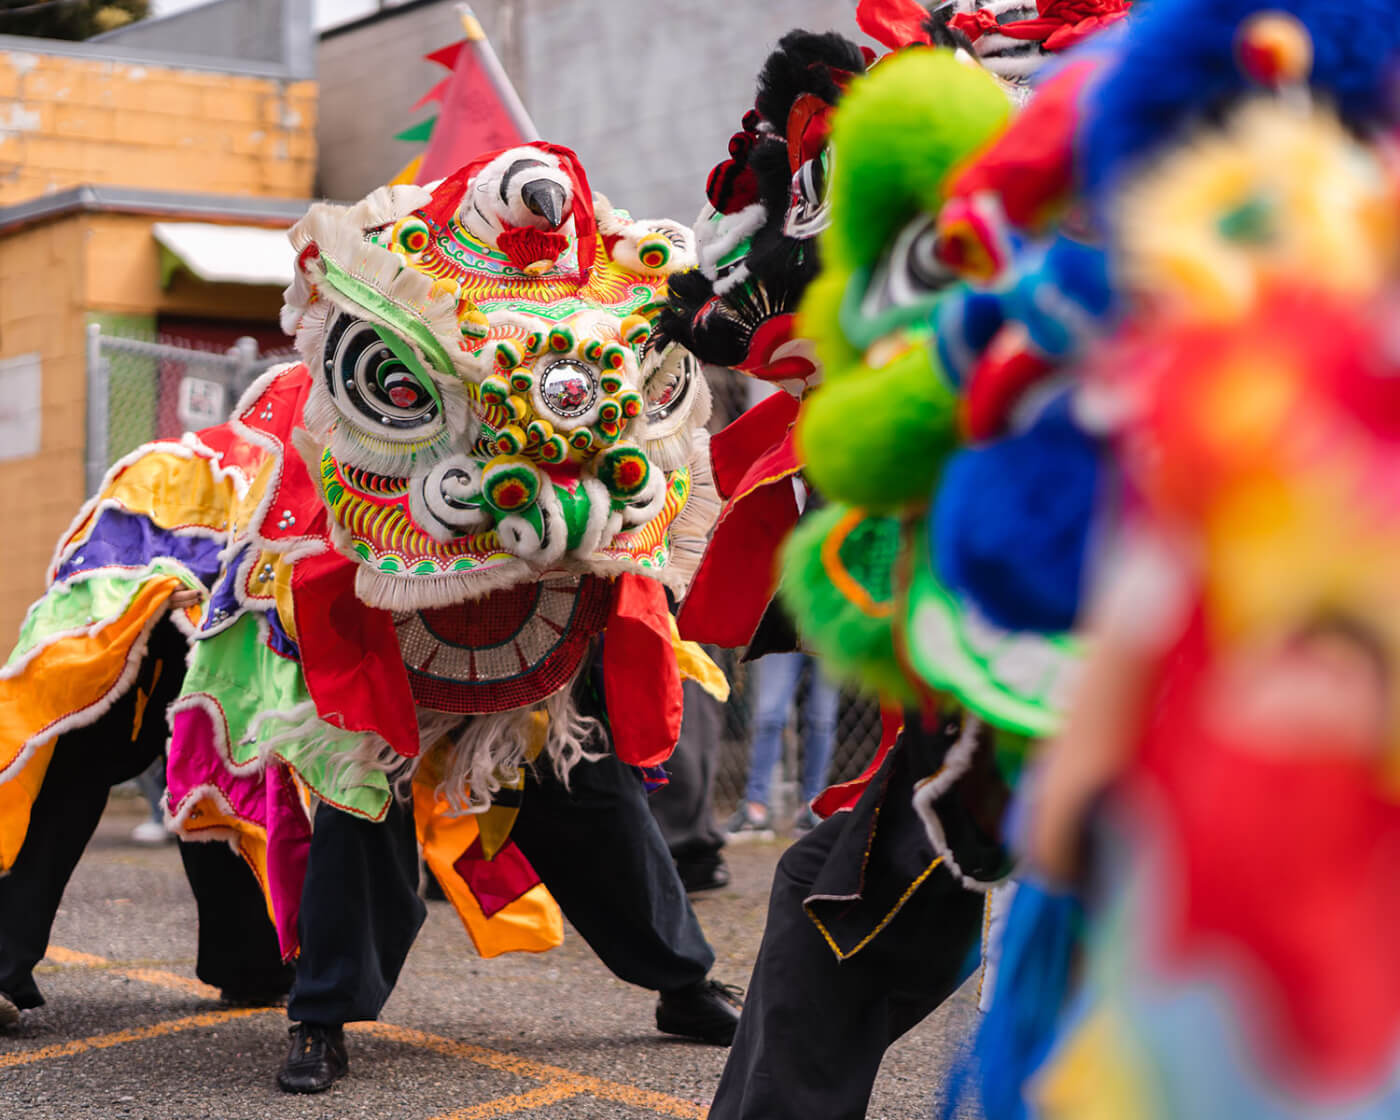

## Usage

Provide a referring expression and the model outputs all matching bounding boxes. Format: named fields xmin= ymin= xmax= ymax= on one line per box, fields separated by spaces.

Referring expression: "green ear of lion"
xmin=777 ymin=504 xmax=916 ymax=704
xmin=823 ymin=48 xmax=1013 ymax=273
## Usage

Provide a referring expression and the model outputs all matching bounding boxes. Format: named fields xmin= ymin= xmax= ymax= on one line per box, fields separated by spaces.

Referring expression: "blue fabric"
xmin=55 ymin=508 xmax=224 ymax=587
xmin=940 ymin=882 xmax=1084 ymax=1120
xmin=935 ymin=286 xmax=1006 ymax=388
xmin=1082 ymin=0 xmax=1400 ymax=217
xmin=200 ymin=543 xmax=251 ymax=633
xmin=1008 ymin=237 xmax=1114 ymax=360
xmin=743 ymin=651 xmax=839 ymax=807
xmin=933 ymin=395 xmax=1101 ymax=633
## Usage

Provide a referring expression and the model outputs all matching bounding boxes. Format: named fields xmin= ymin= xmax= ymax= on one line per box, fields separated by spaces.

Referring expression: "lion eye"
xmin=860 ymin=212 xmax=954 ymax=319
xmin=325 ymin=315 xmax=440 ymax=429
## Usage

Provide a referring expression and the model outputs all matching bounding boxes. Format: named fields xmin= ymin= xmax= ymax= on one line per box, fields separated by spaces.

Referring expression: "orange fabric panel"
xmin=0 ymin=578 xmax=182 ymax=870
xmin=0 ymin=740 xmax=56 ymax=871
xmin=413 ymin=778 xmax=563 ymax=958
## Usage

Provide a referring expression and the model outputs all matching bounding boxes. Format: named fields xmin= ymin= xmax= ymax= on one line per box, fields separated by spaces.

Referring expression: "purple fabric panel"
xmin=201 ymin=544 xmax=250 ymax=633
xmin=56 ymin=509 xmax=224 ymax=587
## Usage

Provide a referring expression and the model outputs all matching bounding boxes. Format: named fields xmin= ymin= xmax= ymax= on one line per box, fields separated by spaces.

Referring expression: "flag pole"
xmin=457 ymin=3 xmax=540 ymax=141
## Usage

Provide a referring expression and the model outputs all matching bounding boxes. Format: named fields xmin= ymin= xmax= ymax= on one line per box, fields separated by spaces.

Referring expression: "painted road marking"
xmin=431 ymin=1081 xmax=588 ymax=1118
xmin=361 ymin=1022 xmax=710 ymax=1119
xmin=24 ymin=946 xmax=711 ymax=1118
xmin=45 ymin=946 xmax=221 ymax=999
xmin=0 ymin=1007 xmax=275 ymax=1070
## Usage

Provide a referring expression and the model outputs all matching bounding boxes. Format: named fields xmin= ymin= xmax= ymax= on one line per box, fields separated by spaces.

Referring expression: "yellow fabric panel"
xmin=1032 ymin=1007 xmax=1163 ymax=1120
xmin=77 ymin=450 xmax=248 ymax=536
xmin=668 ymin=615 xmax=731 ymax=702
xmin=389 ymin=156 xmax=424 ymax=187
xmin=0 ymin=740 xmax=55 ymax=871
xmin=413 ymin=777 xmax=563 ymax=958
xmin=477 ymin=772 xmax=523 ymax=862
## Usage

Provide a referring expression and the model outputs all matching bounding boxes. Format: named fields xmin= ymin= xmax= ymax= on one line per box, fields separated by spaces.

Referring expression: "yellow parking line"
xmin=41 ymin=946 xmax=711 ymax=1118
xmin=429 ymin=1080 xmax=588 ymax=1119
xmin=42 ymin=947 xmax=109 ymax=968
xmin=0 ymin=1007 xmax=274 ymax=1070
xmin=44 ymin=945 xmax=222 ymax=999
xmin=356 ymin=1023 xmax=709 ymax=1117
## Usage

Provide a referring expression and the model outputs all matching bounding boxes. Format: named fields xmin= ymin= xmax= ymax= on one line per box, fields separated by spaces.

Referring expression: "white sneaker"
xmin=130 ymin=819 xmax=171 ymax=845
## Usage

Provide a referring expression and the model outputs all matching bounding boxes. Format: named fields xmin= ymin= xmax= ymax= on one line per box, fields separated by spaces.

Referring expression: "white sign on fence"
xmin=177 ymin=376 xmax=227 ymax=430
xmin=0 ymin=353 xmax=41 ymax=461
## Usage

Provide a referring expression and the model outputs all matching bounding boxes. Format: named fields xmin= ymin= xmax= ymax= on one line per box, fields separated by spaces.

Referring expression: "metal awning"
xmin=153 ymin=221 xmax=295 ymax=288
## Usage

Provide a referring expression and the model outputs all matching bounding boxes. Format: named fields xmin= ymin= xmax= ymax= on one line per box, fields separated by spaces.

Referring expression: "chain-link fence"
xmin=84 ymin=323 xmax=298 ymax=495
xmin=704 ymin=367 xmax=886 ymax=826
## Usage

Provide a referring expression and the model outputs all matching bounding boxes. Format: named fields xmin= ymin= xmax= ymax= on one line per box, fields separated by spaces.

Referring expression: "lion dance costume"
xmin=0 ymin=143 xmax=733 ymax=1074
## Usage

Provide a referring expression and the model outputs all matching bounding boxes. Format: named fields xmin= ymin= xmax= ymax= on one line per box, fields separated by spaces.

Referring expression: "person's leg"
xmin=0 ymin=732 xmax=129 ymax=1009
xmin=177 ymin=838 xmax=294 ymax=1001
xmin=709 ymin=814 xmax=984 ymax=1120
xmin=513 ymin=747 xmax=715 ymax=992
xmin=0 ymin=622 xmax=183 ymax=1010
xmin=739 ymin=652 xmax=804 ymax=817
xmin=286 ymin=794 xmax=426 ymax=1026
xmin=798 ymin=659 xmax=841 ymax=806
xmin=512 ymin=744 xmax=741 ymax=1044
xmin=649 ymin=680 xmax=727 ymax=889
xmin=278 ymin=793 xmax=426 ymax=1093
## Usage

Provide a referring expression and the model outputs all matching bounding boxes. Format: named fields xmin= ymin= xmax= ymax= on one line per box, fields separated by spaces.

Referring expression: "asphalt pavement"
xmin=0 ymin=793 xmax=982 ymax=1119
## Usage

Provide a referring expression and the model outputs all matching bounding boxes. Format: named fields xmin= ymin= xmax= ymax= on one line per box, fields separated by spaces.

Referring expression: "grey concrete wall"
xmin=317 ymin=0 xmax=870 ymax=222
xmin=91 ymin=0 xmax=315 ymax=76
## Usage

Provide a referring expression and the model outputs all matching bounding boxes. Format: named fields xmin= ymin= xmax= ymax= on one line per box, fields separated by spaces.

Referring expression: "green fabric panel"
xmin=320 ymin=257 xmax=459 ymax=382
xmin=9 ymin=562 xmax=199 ymax=665
xmin=180 ymin=612 xmax=392 ymax=819
xmin=902 ymin=531 xmax=1081 ymax=738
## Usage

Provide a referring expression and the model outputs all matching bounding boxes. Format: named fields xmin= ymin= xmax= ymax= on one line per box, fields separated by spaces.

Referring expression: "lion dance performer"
xmin=0 ymin=141 xmax=744 ymax=1091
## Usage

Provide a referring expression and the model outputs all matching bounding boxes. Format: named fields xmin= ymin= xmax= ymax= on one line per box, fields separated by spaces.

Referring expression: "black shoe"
xmin=277 ymin=1021 xmax=348 ymax=1093
xmin=677 ymin=857 xmax=731 ymax=894
xmin=656 ymin=979 xmax=744 ymax=1045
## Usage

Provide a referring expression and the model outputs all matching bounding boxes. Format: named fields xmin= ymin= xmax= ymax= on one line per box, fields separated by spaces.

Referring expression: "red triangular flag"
xmin=417 ymin=35 xmax=532 ymax=183
xmin=411 ymin=76 xmax=450 ymax=111
xmin=426 ymin=42 xmax=465 ymax=70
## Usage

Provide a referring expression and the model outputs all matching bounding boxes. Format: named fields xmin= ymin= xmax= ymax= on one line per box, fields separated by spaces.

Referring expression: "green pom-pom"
xmin=777 ymin=504 xmax=916 ymax=702
xmin=797 ymin=347 xmax=959 ymax=512
xmin=822 ymin=49 xmax=1011 ymax=272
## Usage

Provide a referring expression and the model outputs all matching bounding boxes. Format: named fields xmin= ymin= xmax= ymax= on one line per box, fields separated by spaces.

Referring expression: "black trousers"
xmin=646 ymin=680 xmax=727 ymax=874
xmin=290 ymin=738 xmax=718 ymax=1024
xmin=0 ymin=623 xmax=289 ymax=1007
xmin=708 ymin=811 xmax=985 ymax=1120
xmin=511 ymin=743 xmax=714 ymax=993
xmin=286 ymin=794 xmax=427 ymax=1025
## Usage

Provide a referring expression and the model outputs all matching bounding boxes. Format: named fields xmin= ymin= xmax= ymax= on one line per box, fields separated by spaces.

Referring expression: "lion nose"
xmin=521 ymin=179 xmax=567 ymax=229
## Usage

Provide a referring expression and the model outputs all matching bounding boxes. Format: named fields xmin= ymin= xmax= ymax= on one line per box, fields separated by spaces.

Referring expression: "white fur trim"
xmin=911 ymin=717 xmax=1011 ymax=892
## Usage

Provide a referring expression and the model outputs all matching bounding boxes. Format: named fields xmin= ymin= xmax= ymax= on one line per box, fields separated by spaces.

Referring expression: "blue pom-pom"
xmin=1082 ymin=0 xmax=1400 ymax=218
xmin=933 ymin=398 xmax=1101 ymax=633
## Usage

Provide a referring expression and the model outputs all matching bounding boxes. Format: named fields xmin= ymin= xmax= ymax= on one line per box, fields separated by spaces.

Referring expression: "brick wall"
xmin=0 ymin=48 xmax=318 ymax=204
xmin=0 ymin=210 xmax=289 ymax=642
xmin=0 ymin=219 xmax=87 ymax=639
